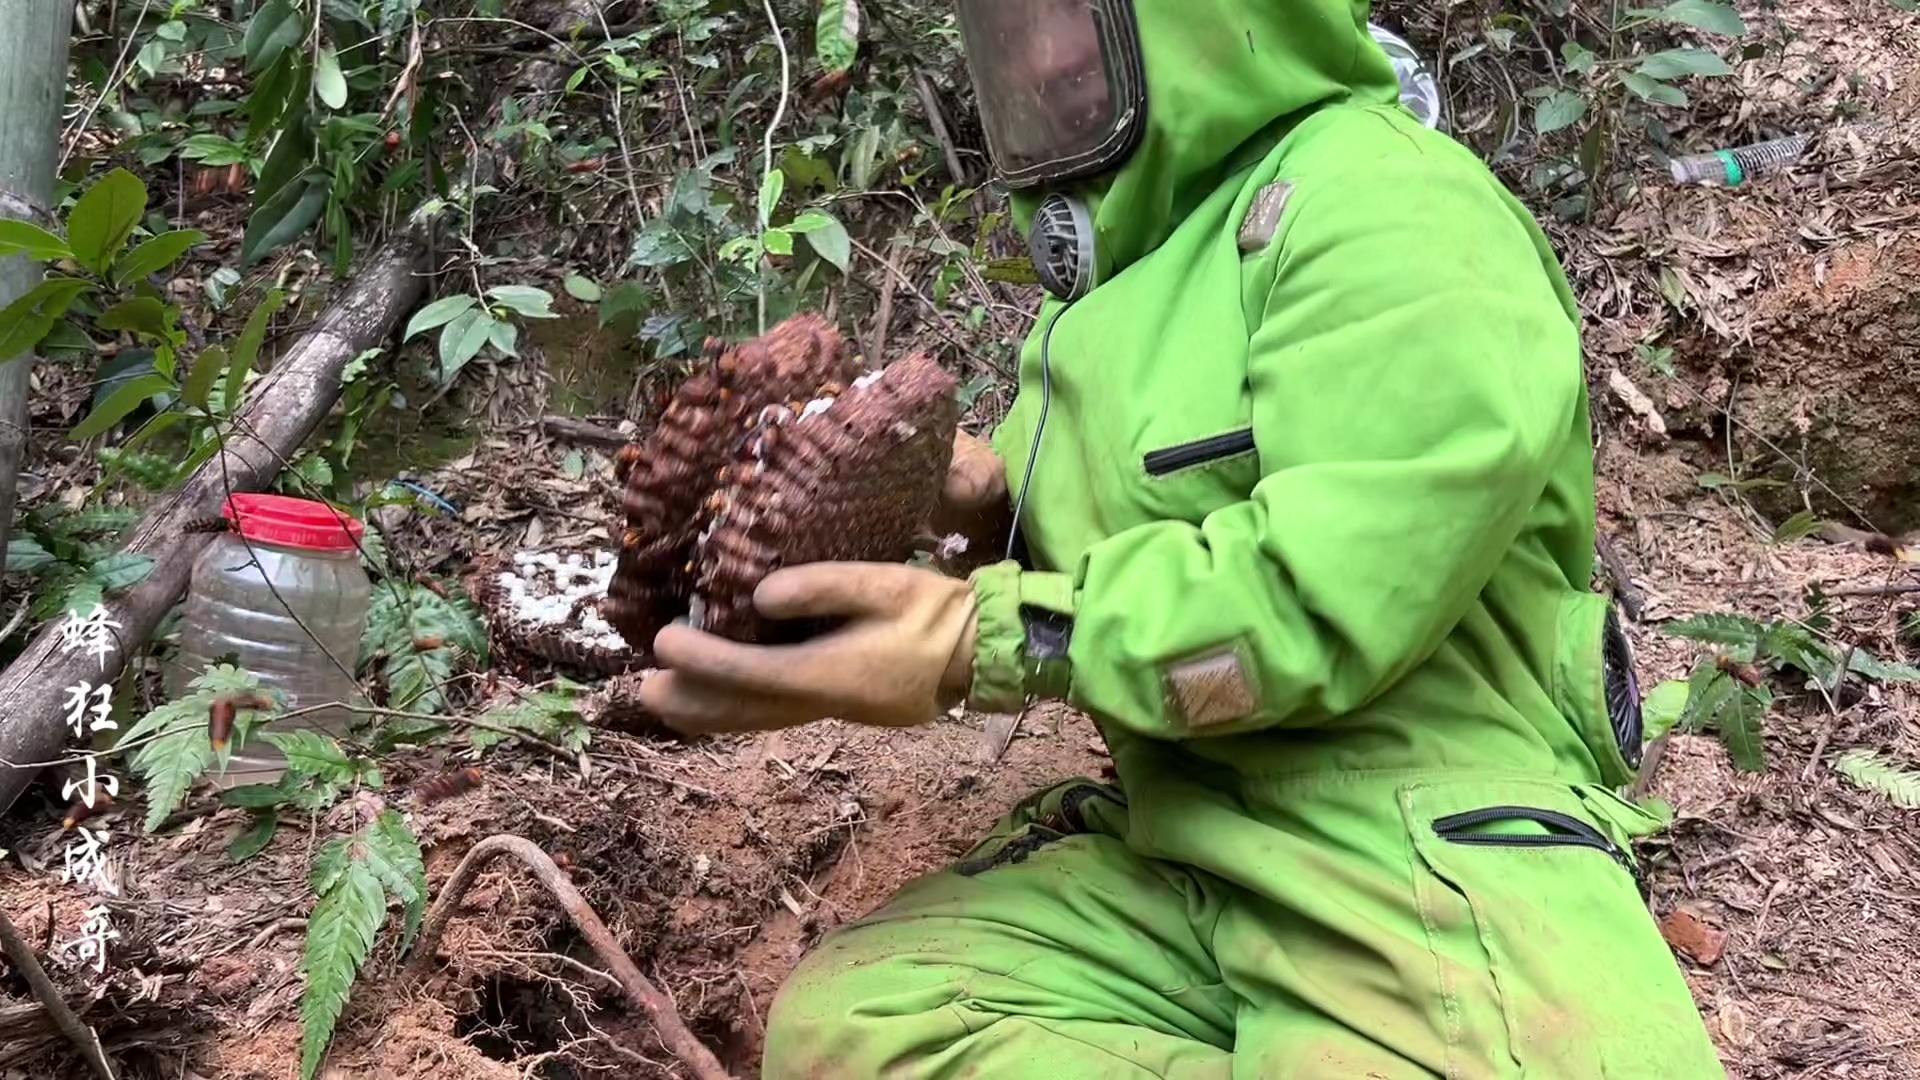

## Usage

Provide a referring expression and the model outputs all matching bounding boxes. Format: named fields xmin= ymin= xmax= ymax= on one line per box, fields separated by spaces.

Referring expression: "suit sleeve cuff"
xmin=965 ymin=561 xmax=1075 ymax=713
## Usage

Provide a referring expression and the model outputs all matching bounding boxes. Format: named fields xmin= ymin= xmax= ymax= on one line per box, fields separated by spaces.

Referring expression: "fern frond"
xmin=121 ymin=665 xmax=277 ymax=831
xmin=473 ymin=686 xmax=590 ymax=753
xmin=1678 ymin=664 xmax=1736 ymax=734
xmin=1758 ymin=622 xmax=1834 ymax=680
xmin=1665 ymin=612 xmax=1767 ymax=647
xmin=1717 ymin=686 xmax=1771 ymax=774
xmin=366 ymin=811 xmax=428 ymax=950
xmin=262 ymin=730 xmax=356 ymax=784
xmin=299 ymin=857 xmax=386 ymax=1080
xmin=1833 ymin=749 xmax=1920 ymax=809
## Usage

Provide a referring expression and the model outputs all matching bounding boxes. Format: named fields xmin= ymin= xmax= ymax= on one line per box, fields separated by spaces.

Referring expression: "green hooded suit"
xmin=763 ymin=1 xmax=1726 ymax=1075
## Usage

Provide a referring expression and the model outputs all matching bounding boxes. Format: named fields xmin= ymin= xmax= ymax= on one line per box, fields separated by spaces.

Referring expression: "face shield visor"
xmin=954 ymin=0 xmax=1147 ymax=190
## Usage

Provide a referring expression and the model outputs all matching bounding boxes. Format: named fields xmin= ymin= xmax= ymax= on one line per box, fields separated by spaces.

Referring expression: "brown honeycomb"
xmin=603 ymin=313 xmax=959 ymax=651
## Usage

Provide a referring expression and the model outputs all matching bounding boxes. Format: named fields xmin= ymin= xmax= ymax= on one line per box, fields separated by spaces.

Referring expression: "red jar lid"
xmin=221 ymin=494 xmax=366 ymax=553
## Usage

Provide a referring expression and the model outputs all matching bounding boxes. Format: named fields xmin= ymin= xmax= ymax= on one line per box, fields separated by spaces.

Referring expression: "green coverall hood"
xmin=1009 ymin=0 xmax=1404 ymax=278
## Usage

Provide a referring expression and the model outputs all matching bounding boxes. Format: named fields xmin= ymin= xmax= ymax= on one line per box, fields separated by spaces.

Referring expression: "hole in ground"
xmin=455 ymin=972 xmax=591 ymax=1079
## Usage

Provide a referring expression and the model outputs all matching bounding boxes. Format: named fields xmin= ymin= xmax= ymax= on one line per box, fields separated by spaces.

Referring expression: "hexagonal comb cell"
xmin=603 ymin=314 xmax=959 ymax=652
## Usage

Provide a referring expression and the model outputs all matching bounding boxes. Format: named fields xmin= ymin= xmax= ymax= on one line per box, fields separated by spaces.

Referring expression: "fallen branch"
xmin=0 ymin=232 xmax=430 ymax=815
xmin=405 ymin=833 xmax=733 ymax=1080
xmin=1826 ymin=581 xmax=1920 ymax=598
xmin=540 ymin=414 xmax=632 ymax=451
xmin=0 ymin=908 xmax=115 ymax=1080
xmin=1595 ymin=531 xmax=1645 ymax=623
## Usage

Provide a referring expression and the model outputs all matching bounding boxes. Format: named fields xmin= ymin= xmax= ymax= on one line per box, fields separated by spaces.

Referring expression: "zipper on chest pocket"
xmin=1432 ymin=805 xmax=1646 ymax=894
xmin=1143 ymin=428 xmax=1256 ymax=477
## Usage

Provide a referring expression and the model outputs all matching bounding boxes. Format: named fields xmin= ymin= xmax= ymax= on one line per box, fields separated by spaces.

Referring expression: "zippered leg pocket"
xmin=1432 ymin=804 xmax=1646 ymax=896
xmin=1400 ymin=777 xmax=1727 ymax=1079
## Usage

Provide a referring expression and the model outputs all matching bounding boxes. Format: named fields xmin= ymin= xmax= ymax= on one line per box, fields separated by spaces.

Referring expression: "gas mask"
xmin=955 ymin=2 xmax=1443 ymax=301
xmin=953 ymin=0 xmax=1144 ymax=300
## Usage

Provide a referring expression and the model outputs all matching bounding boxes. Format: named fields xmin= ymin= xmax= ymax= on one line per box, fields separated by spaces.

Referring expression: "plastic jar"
xmin=1369 ymin=23 xmax=1445 ymax=132
xmin=167 ymin=494 xmax=373 ymax=787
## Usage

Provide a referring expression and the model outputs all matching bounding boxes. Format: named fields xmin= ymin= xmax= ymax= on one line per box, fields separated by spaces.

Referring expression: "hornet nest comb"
xmin=604 ymin=312 xmax=960 ymax=650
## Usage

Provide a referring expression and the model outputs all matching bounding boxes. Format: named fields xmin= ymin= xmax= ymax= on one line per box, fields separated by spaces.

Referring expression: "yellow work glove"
xmin=638 ymin=562 xmax=979 ymax=735
xmin=929 ymin=429 xmax=1012 ymax=574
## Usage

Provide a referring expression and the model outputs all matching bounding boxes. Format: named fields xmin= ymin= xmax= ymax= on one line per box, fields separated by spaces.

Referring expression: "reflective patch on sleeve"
xmin=1165 ymin=649 xmax=1258 ymax=728
xmin=1237 ymin=181 xmax=1294 ymax=254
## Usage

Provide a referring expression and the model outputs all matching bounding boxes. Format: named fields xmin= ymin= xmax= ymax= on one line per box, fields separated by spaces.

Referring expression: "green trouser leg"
xmin=763 ymin=781 xmax=1235 ymax=1078
xmin=762 ymin=775 xmax=1727 ymax=1080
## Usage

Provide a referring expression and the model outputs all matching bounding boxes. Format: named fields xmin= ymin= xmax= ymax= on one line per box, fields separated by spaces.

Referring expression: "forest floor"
xmin=3 ymin=0 xmax=1919 ymax=1076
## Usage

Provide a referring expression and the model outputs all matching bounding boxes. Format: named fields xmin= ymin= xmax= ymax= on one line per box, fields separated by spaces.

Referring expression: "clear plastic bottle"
xmin=1668 ymin=121 xmax=1892 ymax=186
xmin=166 ymin=494 xmax=373 ymax=788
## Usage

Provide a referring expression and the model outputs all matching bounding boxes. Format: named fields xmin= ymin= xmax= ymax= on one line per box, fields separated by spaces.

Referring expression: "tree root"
xmin=405 ymin=833 xmax=733 ymax=1080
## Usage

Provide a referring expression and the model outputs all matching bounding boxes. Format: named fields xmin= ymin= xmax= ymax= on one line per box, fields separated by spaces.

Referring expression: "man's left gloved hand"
xmin=638 ymin=563 xmax=978 ymax=735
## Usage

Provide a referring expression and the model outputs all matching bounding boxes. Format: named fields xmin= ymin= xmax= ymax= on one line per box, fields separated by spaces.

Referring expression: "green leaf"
xmin=381 ymin=0 xmax=419 ymax=36
xmin=90 ymin=552 xmax=155 ymax=592
xmin=562 ymin=273 xmax=601 ymax=302
xmin=71 ymin=374 xmax=173 ymax=440
xmin=314 ymin=46 xmax=348 ymax=109
xmin=1771 ymin=509 xmax=1824 ymax=544
xmin=98 ymin=297 xmax=170 ymax=336
xmin=793 ymin=210 xmax=851 ymax=272
xmin=227 ymin=287 xmax=286 ymax=411
xmin=367 ymin=810 xmax=428 ymax=950
xmin=67 ymin=168 xmax=149 ymax=273
xmin=230 ymin=811 xmax=279 ymax=862
xmin=1621 ymin=72 xmax=1689 ymax=107
xmin=758 ymin=169 xmax=786 ymax=225
xmin=1847 ymin=650 xmax=1920 ymax=685
xmin=180 ymin=346 xmax=228 ymax=411
xmin=1641 ymin=679 xmax=1691 ymax=742
xmin=814 ymin=0 xmax=862 ymax=73
xmin=1644 ymin=0 xmax=1748 ymax=35
xmin=1636 ymin=47 xmax=1734 ymax=79
xmin=114 ymin=228 xmax=206 ymax=285
xmin=486 ymin=318 xmax=519 ymax=359
xmin=1833 ymin=749 xmax=1920 ymax=808
xmin=245 ymin=0 xmax=306 ymax=70
xmin=1535 ymin=90 xmax=1589 ymax=135
xmin=242 ymin=173 xmax=330 ymax=265
xmin=404 ymin=294 xmax=478 ymax=341
xmin=180 ymin=133 xmax=252 ymax=167
xmin=1718 ymin=685 xmax=1770 ymax=772
xmin=0 ymin=220 xmax=73 ymax=261
xmin=1664 ymin=612 xmax=1765 ymax=648
xmin=0 ymin=278 xmax=93 ymax=364
xmin=436 ymin=309 xmax=495 ymax=384
xmin=484 ymin=284 xmax=557 ymax=319
xmin=300 ymin=857 xmax=386 ymax=1079
xmin=6 ymin=536 xmax=56 ymax=574
xmin=1562 ymin=41 xmax=1597 ymax=74
xmin=762 ymin=228 xmax=795 ymax=256
xmin=599 ymin=281 xmax=649 ymax=329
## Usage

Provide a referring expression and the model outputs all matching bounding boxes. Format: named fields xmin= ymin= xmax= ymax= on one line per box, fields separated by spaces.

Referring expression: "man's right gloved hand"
xmin=929 ymin=429 xmax=1012 ymax=573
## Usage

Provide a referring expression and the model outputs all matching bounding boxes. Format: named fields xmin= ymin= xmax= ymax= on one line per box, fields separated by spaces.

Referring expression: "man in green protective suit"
xmin=638 ymin=0 xmax=1728 ymax=1075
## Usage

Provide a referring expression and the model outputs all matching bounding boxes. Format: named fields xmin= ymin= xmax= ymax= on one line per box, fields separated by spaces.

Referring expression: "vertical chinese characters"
xmin=54 ymin=604 xmax=125 ymax=971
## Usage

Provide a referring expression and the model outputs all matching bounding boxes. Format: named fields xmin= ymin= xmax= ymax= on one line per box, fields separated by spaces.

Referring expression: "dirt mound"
xmin=0 ymin=708 xmax=1108 ymax=1078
